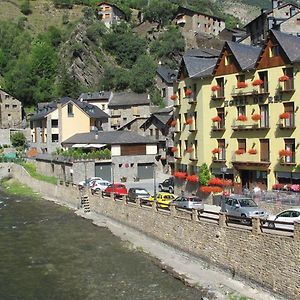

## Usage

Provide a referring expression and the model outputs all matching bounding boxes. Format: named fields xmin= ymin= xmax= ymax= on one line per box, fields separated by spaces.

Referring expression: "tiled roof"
xmin=270 ymin=29 xmax=300 ymax=63
xmin=78 ymin=91 xmax=111 ymax=101
xmin=62 ymin=131 xmax=156 ymax=146
xmin=184 ymin=48 xmax=220 ymax=58
xmin=156 ymin=66 xmax=178 ymax=84
xmin=108 ymin=91 xmax=150 ymax=108
xmin=183 ymin=56 xmax=218 ymax=78
xmin=226 ymin=41 xmax=261 ymax=70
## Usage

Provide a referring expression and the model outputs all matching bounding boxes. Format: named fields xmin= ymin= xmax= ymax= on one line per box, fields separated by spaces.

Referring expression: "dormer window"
xmin=269 ymin=44 xmax=280 ymax=57
xmin=225 ymin=53 xmax=233 ymax=66
xmin=68 ymin=103 xmax=74 ymax=117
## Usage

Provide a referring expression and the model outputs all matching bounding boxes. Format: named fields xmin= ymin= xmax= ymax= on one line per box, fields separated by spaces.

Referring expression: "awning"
xmin=72 ymin=144 xmax=88 ymax=148
xmin=83 ymin=144 xmax=107 ymax=148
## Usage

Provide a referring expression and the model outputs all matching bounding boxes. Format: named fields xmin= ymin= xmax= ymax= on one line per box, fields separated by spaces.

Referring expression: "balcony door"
xmin=285 ymin=139 xmax=295 ymax=163
xmin=260 ymin=105 xmax=269 ymax=128
xmin=260 ymin=139 xmax=269 ymax=162
xmin=283 ymin=103 xmax=294 ymax=127
xmin=217 ymin=139 xmax=225 ymax=160
xmin=258 ymin=71 xmax=268 ymax=93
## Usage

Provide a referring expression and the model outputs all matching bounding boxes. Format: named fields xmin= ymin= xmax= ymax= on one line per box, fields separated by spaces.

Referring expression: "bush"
xmin=20 ymin=0 xmax=32 ymax=15
xmin=11 ymin=132 xmax=27 ymax=148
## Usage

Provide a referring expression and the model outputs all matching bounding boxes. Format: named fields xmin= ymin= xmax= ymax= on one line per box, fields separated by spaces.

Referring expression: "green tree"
xmin=198 ymin=163 xmax=211 ymax=186
xmin=20 ymin=0 xmax=32 ymax=15
xmin=11 ymin=132 xmax=27 ymax=148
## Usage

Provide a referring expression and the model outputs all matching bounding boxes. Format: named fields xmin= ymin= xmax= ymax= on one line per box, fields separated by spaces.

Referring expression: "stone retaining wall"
xmin=9 ymin=164 xmax=300 ymax=300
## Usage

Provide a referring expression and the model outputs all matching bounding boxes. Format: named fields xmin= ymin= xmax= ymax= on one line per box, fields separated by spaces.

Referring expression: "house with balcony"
xmin=173 ymin=6 xmax=225 ymax=37
xmin=96 ymin=2 xmax=125 ymax=28
xmin=244 ymin=0 xmax=299 ymax=45
xmin=30 ymin=97 xmax=109 ymax=154
xmin=173 ymin=29 xmax=300 ymax=193
xmin=108 ymin=91 xmax=151 ymax=130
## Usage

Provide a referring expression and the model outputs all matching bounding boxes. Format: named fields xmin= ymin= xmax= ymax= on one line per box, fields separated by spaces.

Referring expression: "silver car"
xmin=222 ymin=194 xmax=268 ymax=220
xmin=172 ymin=196 xmax=204 ymax=210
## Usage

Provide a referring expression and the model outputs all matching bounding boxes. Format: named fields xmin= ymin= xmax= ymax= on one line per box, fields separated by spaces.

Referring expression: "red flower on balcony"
xmin=251 ymin=113 xmax=261 ymax=122
xmin=237 ymin=115 xmax=247 ymax=122
xmin=235 ymin=149 xmax=245 ymax=155
xmin=186 ymin=147 xmax=194 ymax=153
xmin=211 ymin=85 xmax=221 ymax=92
xmin=199 ymin=186 xmax=213 ymax=193
xmin=170 ymin=120 xmax=177 ymax=127
xmin=279 ymin=112 xmax=290 ymax=119
xmin=252 ymin=79 xmax=264 ymax=86
xmin=279 ymin=149 xmax=292 ymax=157
xmin=211 ymin=148 xmax=221 ymax=154
xmin=279 ymin=75 xmax=289 ymax=82
xmin=171 ymin=146 xmax=178 ymax=153
xmin=211 ymin=116 xmax=221 ymax=122
xmin=185 ymin=89 xmax=193 ymax=97
xmin=174 ymin=171 xmax=187 ymax=179
xmin=185 ymin=117 xmax=193 ymax=125
xmin=208 ymin=177 xmax=223 ymax=186
xmin=248 ymin=148 xmax=257 ymax=155
xmin=237 ymin=82 xmax=248 ymax=89
xmin=186 ymin=175 xmax=199 ymax=182
xmin=170 ymin=94 xmax=177 ymax=100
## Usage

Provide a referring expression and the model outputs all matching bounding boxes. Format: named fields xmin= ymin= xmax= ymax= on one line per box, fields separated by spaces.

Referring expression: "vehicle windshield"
xmin=135 ymin=189 xmax=149 ymax=195
xmin=239 ymin=198 xmax=258 ymax=207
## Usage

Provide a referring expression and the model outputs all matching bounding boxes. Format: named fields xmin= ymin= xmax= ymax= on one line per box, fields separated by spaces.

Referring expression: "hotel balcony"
xmin=232 ymin=118 xmax=269 ymax=131
xmin=278 ymin=78 xmax=295 ymax=93
xmin=189 ymin=121 xmax=197 ymax=132
xmin=212 ymin=150 xmax=226 ymax=163
xmin=279 ymin=154 xmax=296 ymax=166
xmin=188 ymin=96 xmax=197 ymax=104
xmin=211 ymin=120 xmax=225 ymax=132
xmin=231 ymin=82 xmax=269 ymax=97
xmin=278 ymin=113 xmax=296 ymax=129
xmin=232 ymin=151 xmax=270 ymax=169
xmin=189 ymin=151 xmax=198 ymax=161
xmin=173 ymin=99 xmax=181 ymax=108
xmin=211 ymin=90 xmax=225 ymax=100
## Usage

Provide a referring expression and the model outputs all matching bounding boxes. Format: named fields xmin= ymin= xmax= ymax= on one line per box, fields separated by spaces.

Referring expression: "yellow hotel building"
xmin=173 ymin=29 xmax=300 ymax=193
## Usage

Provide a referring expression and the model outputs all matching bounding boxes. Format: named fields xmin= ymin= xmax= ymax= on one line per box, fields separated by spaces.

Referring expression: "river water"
xmin=0 ymin=192 xmax=207 ymax=300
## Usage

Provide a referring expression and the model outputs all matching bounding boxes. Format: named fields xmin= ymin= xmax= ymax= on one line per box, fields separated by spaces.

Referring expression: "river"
xmin=0 ymin=191 xmax=208 ymax=300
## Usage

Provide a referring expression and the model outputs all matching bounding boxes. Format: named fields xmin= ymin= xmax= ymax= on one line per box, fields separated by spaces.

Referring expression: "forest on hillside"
xmin=0 ymin=0 xmax=260 ymax=109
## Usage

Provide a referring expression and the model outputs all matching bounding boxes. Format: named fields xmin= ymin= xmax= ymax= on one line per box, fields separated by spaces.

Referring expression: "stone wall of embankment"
xmin=9 ymin=164 xmax=300 ymax=300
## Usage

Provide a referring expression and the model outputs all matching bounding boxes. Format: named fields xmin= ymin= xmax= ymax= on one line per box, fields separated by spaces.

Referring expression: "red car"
xmin=102 ymin=183 xmax=128 ymax=198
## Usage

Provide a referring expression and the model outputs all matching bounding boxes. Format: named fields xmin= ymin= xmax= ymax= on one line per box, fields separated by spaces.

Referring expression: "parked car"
xmin=221 ymin=194 xmax=269 ymax=222
xmin=158 ymin=177 xmax=174 ymax=194
xmin=148 ymin=192 xmax=175 ymax=208
xmin=78 ymin=177 xmax=103 ymax=188
xmin=172 ymin=196 xmax=204 ymax=210
xmin=267 ymin=208 xmax=300 ymax=229
xmin=127 ymin=188 xmax=150 ymax=203
xmin=102 ymin=183 xmax=128 ymax=198
xmin=91 ymin=180 xmax=111 ymax=195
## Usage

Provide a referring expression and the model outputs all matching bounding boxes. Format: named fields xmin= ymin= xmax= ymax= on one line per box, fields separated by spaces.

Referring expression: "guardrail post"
xmin=294 ymin=220 xmax=300 ymax=241
xmin=252 ymin=217 xmax=262 ymax=235
xmin=152 ymin=200 xmax=158 ymax=211
xmin=218 ymin=213 xmax=226 ymax=227
xmin=135 ymin=198 xmax=141 ymax=207
xmin=192 ymin=208 xmax=198 ymax=221
xmin=122 ymin=195 xmax=128 ymax=205
xmin=170 ymin=204 xmax=177 ymax=217
xmin=110 ymin=192 xmax=114 ymax=200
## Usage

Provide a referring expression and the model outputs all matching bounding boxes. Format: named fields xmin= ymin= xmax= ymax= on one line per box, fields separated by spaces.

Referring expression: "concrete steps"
xmin=81 ymin=195 xmax=90 ymax=213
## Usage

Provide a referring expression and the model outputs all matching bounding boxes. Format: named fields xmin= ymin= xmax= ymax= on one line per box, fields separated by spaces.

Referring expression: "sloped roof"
xmin=156 ymin=66 xmax=177 ymax=84
xmin=270 ymin=29 xmax=300 ymax=63
xmin=31 ymin=97 xmax=109 ymax=121
xmin=182 ymin=56 xmax=218 ymax=78
xmin=117 ymin=117 xmax=148 ymax=131
xmin=184 ymin=48 xmax=220 ymax=58
xmin=62 ymin=130 xmax=156 ymax=146
xmin=108 ymin=92 xmax=150 ymax=108
xmin=78 ymin=91 xmax=111 ymax=101
xmin=226 ymin=41 xmax=261 ymax=70
xmin=175 ymin=6 xmax=225 ymax=22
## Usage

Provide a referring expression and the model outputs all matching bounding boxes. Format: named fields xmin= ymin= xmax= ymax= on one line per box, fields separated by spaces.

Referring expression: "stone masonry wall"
xmin=9 ymin=163 xmax=300 ymax=300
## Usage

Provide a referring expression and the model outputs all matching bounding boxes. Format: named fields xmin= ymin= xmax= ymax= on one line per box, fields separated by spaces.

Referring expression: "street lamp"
xmin=153 ymin=163 xmax=157 ymax=201
xmin=111 ymin=162 xmax=115 ymax=198
xmin=221 ymin=166 xmax=227 ymax=180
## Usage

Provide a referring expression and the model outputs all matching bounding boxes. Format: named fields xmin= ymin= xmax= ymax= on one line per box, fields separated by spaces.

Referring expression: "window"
xmin=297 ymin=18 xmax=300 ymax=25
xmin=13 ymin=105 xmax=17 ymax=109
xmin=225 ymin=53 xmax=234 ymax=66
xmin=5 ymin=104 xmax=9 ymax=109
xmin=236 ymin=74 xmax=245 ymax=83
xmin=68 ymin=103 xmax=74 ymax=117
xmin=237 ymin=139 xmax=246 ymax=152
xmin=150 ymin=129 xmax=153 ymax=136
xmin=237 ymin=106 xmax=246 ymax=116
xmin=51 ymin=134 xmax=59 ymax=142
xmin=270 ymin=44 xmax=280 ymax=57
xmin=162 ymin=88 xmax=166 ymax=97
xmin=51 ymin=119 xmax=58 ymax=128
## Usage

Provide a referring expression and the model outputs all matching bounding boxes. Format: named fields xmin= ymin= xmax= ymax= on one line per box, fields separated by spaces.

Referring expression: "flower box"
xmin=237 ymin=115 xmax=247 ymax=122
xmin=170 ymin=146 xmax=178 ymax=153
xmin=279 ymin=149 xmax=292 ymax=157
xmin=279 ymin=112 xmax=290 ymax=119
xmin=208 ymin=177 xmax=223 ymax=186
xmin=186 ymin=147 xmax=194 ymax=153
xmin=252 ymin=79 xmax=264 ymax=86
xmin=170 ymin=120 xmax=177 ymax=127
xmin=237 ymin=82 xmax=248 ymax=89
xmin=200 ymin=186 xmax=222 ymax=194
xmin=211 ymin=116 xmax=221 ymax=122
xmin=170 ymin=94 xmax=177 ymax=100
xmin=251 ymin=114 xmax=261 ymax=122
xmin=248 ymin=148 xmax=257 ymax=155
xmin=235 ymin=149 xmax=245 ymax=155
xmin=186 ymin=175 xmax=199 ymax=182
xmin=185 ymin=89 xmax=193 ymax=97
xmin=185 ymin=117 xmax=193 ymax=125
xmin=279 ymin=75 xmax=289 ymax=82
xmin=211 ymin=85 xmax=221 ymax=92
xmin=211 ymin=148 xmax=221 ymax=154
xmin=174 ymin=171 xmax=187 ymax=179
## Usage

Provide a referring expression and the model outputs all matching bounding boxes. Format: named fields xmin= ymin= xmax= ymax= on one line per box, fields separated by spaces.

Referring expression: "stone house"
xmin=60 ymin=130 xmax=158 ymax=182
xmin=78 ymin=91 xmax=112 ymax=115
xmin=0 ymin=89 xmax=22 ymax=129
xmin=108 ymin=91 xmax=151 ymax=130
xmin=156 ymin=65 xmax=177 ymax=107
xmin=96 ymin=1 xmax=126 ymax=28
xmin=244 ymin=0 xmax=299 ymax=45
xmin=173 ymin=6 xmax=225 ymax=37
xmin=30 ymin=97 xmax=109 ymax=154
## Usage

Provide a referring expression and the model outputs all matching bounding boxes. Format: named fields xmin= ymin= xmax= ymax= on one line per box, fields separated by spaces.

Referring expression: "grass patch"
xmin=1 ymin=177 xmax=41 ymax=199
xmin=20 ymin=162 xmax=58 ymax=185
